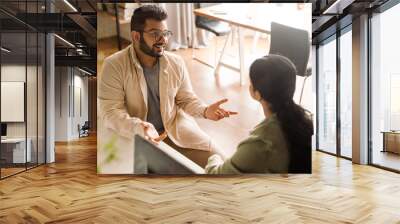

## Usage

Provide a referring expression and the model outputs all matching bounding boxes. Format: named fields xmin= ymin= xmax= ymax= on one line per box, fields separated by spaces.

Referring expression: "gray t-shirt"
xmin=143 ymin=60 xmax=164 ymax=133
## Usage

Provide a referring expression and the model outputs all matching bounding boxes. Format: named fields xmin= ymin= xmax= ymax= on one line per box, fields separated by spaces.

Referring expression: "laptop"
xmin=134 ymin=135 xmax=205 ymax=175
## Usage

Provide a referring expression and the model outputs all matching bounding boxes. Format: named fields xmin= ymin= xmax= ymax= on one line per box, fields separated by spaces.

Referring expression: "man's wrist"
xmin=203 ymin=106 xmax=208 ymax=119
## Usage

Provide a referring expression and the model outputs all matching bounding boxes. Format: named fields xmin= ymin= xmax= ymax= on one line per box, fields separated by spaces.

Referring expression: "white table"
xmin=194 ymin=3 xmax=311 ymax=85
xmin=1 ymin=138 xmax=31 ymax=163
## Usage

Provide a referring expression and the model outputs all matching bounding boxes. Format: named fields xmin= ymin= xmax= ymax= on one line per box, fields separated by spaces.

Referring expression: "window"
xmin=370 ymin=2 xmax=400 ymax=171
xmin=339 ymin=27 xmax=352 ymax=158
xmin=0 ymin=1 xmax=47 ymax=179
xmin=317 ymin=35 xmax=337 ymax=154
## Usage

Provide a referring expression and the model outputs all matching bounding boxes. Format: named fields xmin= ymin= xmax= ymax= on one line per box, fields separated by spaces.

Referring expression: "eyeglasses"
xmin=141 ymin=30 xmax=173 ymax=42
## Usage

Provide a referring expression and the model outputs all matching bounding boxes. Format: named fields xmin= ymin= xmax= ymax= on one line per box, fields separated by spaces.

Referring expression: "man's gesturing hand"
xmin=204 ymin=98 xmax=238 ymax=121
xmin=140 ymin=121 xmax=167 ymax=144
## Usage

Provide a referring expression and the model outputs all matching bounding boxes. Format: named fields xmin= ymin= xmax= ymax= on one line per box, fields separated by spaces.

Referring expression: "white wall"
xmin=71 ymin=73 xmax=89 ymax=138
xmin=1 ymin=65 xmax=30 ymax=138
xmin=1 ymin=63 xmax=46 ymax=164
xmin=55 ymin=67 xmax=69 ymax=141
xmin=54 ymin=67 xmax=89 ymax=141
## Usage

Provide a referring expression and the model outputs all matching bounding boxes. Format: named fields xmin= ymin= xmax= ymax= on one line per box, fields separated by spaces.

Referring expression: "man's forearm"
xmin=102 ymin=108 xmax=144 ymax=139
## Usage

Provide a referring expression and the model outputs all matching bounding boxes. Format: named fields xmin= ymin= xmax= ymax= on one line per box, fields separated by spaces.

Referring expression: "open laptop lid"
xmin=134 ymin=135 xmax=205 ymax=175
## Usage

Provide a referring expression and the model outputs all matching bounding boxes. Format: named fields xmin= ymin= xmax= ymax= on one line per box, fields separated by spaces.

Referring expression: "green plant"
xmin=97 ymin=134 xmax=119 ymax=173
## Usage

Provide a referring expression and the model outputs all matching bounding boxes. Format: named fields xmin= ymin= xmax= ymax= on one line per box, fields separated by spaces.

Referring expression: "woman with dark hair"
xmin=206 ymin=54 xmax=313 ymax=174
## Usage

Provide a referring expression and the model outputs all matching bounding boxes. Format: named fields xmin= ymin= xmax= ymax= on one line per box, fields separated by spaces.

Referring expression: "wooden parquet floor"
xmin=1 ymin=135 xmax=400 ymax=223
xmin=2 ymin=37 xmax=398 ymax=223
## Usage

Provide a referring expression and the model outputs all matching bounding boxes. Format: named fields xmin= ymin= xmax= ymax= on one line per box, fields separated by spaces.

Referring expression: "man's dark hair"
xmin=131 ymin=5 xmax=168 ymax=32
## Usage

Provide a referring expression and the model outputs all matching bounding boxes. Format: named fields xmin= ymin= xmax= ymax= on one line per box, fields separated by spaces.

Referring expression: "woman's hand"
xmin=204 ymin=98 xmax=238 ymax=121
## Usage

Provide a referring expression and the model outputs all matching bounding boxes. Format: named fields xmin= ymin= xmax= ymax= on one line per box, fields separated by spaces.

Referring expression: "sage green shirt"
xmin=205 ymin=114 xmax=289 ymax=174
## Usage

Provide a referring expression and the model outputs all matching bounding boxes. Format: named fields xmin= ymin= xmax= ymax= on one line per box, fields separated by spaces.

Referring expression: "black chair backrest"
xmin=82 ymin=121 xmax=90 ymax=129
xmin=269 ymin=22 xmax=310 ymax=77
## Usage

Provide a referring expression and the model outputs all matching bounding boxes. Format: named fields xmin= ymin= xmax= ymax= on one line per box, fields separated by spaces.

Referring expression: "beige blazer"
xmin=97 ymin=45 xmax=211 ymax=174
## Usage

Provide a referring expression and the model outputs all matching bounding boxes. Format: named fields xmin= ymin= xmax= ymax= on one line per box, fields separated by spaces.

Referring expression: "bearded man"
xmin=98 ymin=5 xmax=237 ymax=172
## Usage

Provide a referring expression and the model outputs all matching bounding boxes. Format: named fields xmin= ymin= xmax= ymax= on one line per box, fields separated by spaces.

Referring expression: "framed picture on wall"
xmin=1 ymin=81 xmax=25 ymax=122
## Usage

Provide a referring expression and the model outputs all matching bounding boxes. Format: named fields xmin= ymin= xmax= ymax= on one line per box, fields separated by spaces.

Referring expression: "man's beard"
xmin=139 ymin=34 xmax=165 ymax=58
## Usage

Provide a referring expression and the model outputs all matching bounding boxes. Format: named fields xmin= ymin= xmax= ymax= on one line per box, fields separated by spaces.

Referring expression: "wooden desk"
xmin=381 ymin=131 xmax=400 ymax=154
xmin=194 ymin=3 xmax=311 ymax=85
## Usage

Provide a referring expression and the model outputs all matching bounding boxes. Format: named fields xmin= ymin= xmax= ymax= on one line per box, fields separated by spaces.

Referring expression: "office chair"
xmin=192 ymin=3 xmax=231 ymax=69
xmin=79 ymin=121 xmax=90 ymax=138
xmin=269 ymin=22 xmax=311 ymax=104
